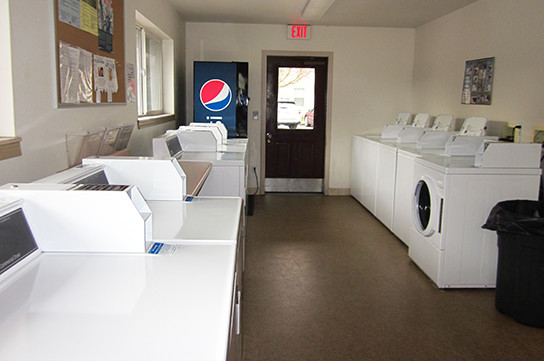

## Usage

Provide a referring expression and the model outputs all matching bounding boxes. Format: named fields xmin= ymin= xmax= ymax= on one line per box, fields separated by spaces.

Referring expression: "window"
xmin=135 ymin=11 xmax=174 ymax=128
xmin=136 ymin=26 xmax=162 ymax=116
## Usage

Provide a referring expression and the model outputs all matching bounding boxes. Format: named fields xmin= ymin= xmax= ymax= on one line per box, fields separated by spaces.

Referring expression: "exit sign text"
xmin=287 ymin=25 xmax=311 ymax=40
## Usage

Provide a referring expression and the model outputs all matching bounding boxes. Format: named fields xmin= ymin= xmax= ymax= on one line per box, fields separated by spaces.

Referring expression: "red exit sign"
xmin=287 ymin=25 xmax=311 ymax=40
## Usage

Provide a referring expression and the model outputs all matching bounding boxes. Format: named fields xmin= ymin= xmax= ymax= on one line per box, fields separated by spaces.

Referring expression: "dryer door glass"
xmin=415 ymin=180 xmax=431 ymax=230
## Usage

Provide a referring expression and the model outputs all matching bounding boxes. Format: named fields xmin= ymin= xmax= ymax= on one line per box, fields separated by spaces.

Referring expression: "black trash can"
xmin=483 ymin=200 xmax=544 ymax=328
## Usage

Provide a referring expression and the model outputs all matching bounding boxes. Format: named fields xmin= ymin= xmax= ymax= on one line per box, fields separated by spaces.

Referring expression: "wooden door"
xmin=265 ymin=56 xmax=327 ymax=192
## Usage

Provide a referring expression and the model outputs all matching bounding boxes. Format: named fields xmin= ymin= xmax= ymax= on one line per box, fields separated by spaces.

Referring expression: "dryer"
xmin=409 ymin=145 xmax=542 ymax=288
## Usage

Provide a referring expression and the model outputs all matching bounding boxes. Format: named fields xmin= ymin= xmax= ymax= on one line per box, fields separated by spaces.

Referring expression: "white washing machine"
xmin=392 ymin=116 xmax=488 ymax=245
xmin=393 ymin=135 xmax=497 ymax=246
xmin=393 ymin=146 xmax=445 ymax=245
xmin=352 ymin=115 xmax=483 ymax=234
xmin=409 ymin=147 xmax=541 ymax=288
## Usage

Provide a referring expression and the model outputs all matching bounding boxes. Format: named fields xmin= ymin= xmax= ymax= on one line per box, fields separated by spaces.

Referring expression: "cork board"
xmin=55 ymin=0 xmax=125 ymax=105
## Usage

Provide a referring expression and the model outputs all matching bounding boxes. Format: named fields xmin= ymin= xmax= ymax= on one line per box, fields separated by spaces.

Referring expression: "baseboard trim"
xmin=326 ymin=188 xmax=351 ymax=196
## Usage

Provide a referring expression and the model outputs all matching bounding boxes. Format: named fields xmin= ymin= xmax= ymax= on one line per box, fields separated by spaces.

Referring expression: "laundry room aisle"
xmin=242 ymin=194 xmax=544 ymax=361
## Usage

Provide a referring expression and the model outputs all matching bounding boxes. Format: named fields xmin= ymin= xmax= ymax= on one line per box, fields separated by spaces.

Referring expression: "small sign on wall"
xmin=287 ymin=25 xmax=311 ymax=40
xmin=461 ymin=57 xmax=495 ymax=105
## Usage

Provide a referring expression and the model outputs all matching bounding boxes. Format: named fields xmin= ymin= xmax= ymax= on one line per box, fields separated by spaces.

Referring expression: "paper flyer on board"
xmin=94 ymin=55 xmax=118 ymax=102
xmin=80 ymin=0 xmax=98 ymax=36
xmin=98 ymin=0 xmax=114 ymax=53
xmin=59 ymin=42 xmax=95 ymax=104
xmin=78 ymin=48 xmax=94 ymax=103
xmin=59 ymin=42 xmax=80 ymax=104
xmin=59 ymin=0 xmax=98 ymax=36
xmin=126 ymin=63 xmax=136 ymax=102
xmin=58 ymin=0 xmax=81 ymax=28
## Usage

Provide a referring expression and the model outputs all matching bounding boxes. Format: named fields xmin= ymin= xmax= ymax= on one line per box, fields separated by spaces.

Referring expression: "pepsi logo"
xmin=200 ymin=79 xmax=232 ymax=112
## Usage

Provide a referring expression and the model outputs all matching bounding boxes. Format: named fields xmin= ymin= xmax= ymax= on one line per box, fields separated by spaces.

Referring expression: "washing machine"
xmin=409 ymin=144 xmax=542 ymax=288
xmin=351 ymin=113 xmax=429 ymax=222
xmin=392 ymin=116 xmax=487 ymax=245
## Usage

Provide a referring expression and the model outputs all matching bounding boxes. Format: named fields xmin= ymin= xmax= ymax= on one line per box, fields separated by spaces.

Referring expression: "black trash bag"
xmin=482 ymin=200 xmax=544 ymax=236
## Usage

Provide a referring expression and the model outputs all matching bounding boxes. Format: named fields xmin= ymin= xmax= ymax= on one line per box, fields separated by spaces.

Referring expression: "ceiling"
xmin=166 ymin=0 xmax=479 ymax=28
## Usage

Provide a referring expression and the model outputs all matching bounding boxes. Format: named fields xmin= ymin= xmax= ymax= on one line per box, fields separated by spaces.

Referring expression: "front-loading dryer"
xmin=409 ymin=153 xmax=541 ymax=288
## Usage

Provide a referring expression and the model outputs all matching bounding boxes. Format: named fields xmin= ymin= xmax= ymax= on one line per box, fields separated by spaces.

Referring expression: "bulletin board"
xmin=55 ymin=0 xmax=125 ymax=105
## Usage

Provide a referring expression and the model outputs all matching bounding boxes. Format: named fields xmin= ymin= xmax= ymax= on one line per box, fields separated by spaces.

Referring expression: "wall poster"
xmin=461 ymin=57 xmax=495 ymax=105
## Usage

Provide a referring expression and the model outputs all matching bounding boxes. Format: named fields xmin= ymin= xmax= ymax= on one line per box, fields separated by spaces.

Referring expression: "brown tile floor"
xmin=242 ymin=194 xmax=544 ymax=361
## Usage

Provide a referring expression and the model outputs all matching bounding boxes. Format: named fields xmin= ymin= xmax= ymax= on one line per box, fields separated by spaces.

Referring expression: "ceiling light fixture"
xmin=301 ymin=0 xmax=336 ymax=20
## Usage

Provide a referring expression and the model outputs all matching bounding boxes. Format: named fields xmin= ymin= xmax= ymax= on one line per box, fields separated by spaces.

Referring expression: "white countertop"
xmin=0 ymin=244 xmax=236 ymax=361
xmin=177 ymin=151 xmax=245 ymax=166
xmin=148 ymin=197 xmax=242 ymax=244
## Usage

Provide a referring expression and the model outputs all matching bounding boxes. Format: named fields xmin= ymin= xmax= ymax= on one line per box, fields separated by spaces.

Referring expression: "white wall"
xmin=412 ymin=0 xmax=544 ymax=141
xmin=186 ymin=23 xmax=415 ymax=192
xmin=0 ymin=0 xmax=185 ymax=184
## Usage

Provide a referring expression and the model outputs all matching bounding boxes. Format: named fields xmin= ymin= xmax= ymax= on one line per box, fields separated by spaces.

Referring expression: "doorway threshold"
xmin=265 ymin=178 xmax=323 ymax=193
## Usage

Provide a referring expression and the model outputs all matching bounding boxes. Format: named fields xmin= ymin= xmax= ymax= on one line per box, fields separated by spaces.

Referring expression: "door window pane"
xmin=277 ymin=67 xmax=315 ymax=130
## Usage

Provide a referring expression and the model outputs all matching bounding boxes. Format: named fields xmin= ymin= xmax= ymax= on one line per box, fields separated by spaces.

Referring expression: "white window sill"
xmin=0 ymin=136 xmax=22 ymax=161
xmin=137 ymin=113 xmax=175 ymax=129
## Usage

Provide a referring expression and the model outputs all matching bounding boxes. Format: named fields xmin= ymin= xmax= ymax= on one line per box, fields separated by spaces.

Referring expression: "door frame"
xmin=260 ymin=50 xmax=333 ymax=195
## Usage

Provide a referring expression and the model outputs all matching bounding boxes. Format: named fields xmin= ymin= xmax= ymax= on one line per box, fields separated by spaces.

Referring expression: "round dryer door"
xmin=413 ymin=176 xmax=441 ymax=236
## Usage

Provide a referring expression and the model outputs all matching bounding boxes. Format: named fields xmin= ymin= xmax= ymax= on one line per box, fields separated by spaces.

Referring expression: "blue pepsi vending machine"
xmin=194 ymin=61 xmax=248 ymax=138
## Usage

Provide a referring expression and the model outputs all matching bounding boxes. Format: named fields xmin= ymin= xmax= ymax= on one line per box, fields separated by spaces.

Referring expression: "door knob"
xmin=266 ymin=132 xmax=272 ymax=143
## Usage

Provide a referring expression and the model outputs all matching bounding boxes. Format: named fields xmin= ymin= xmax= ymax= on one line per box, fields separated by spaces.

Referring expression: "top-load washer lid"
xmin=431 ymin=114 xmax=454 ymax=131
xmin=459 ymin=116 xmax=488 ymax=136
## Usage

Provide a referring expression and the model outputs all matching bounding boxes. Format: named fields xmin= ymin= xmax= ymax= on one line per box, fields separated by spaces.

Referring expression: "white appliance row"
xmin=0 ymin=198 xmax=242 ymax=361
xmin=350 ymin=116 xmax=542 ymax=288
xmin=0 ymin=154 xmax=246 ymax=360
xmin=351 ymin=116 xmax=490 ymax=237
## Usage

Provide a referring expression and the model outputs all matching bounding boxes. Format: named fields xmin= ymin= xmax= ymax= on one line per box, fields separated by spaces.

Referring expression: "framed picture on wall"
xmin=461 ymin=57 xmax=495 ymax=105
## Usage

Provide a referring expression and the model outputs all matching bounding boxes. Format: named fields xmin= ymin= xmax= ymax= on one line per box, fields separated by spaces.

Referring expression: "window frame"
xmin=135 ymin=12 xmax=174 ymax=129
